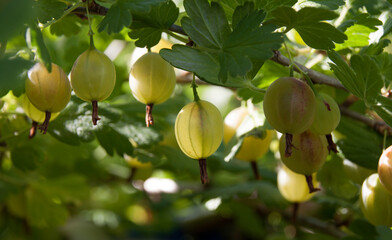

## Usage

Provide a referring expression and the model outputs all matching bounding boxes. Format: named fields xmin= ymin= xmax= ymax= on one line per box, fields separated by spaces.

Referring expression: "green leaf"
xmin=39 ymin=175 xmax=90 ymax=203
xmin=124 ymin=0 xmax=166 ymax=13
xmin=11 ymin=146 xmax=43 ymax=171
xmin=48 ymin=97 xmax=121 ymax=145
xmin=50 ymin=15 xmax=83 ymax=37
xmin=328 ymin=52 xmax=383 ymax=105
xmin=212 ymin=0 xmax=296 ymax=18
xmin=129 ymin=0 xmax=179 ymax=48
xmin=360 ymin=39 xmax=391 ymax=56
xmin=349 ymin=219 xmax=378 ymax=240
xmin=26 ymin=187 xmax=69 ymax=228
xmin=162 ymin=0 xmax=283 ymax=83
xmin=111 ymin=121 xmax=162 ymax=147
xmin=182 ymin=0 xmax=231 ymax=49
xmin=336 ymin=117 xmax=382 ymax=170
xmin=307 ymin=0 xmax=345 ymax=10
xmin=95 ymin=124 xmax=134 ymax=156
xmin=0 ymin=54 xmax=34 ymax=97
xmin=155 ymin=145 xmax=199 ymax=176
xmin=98 ymin=2 xmax=133 ymax=34
xmin=29 ymin=24 xmax=52 ymax=72
xmin=270 ymin=6 xmax=346 ymax=50
xmin=98 ymin=0 xmax=166 ymax=34
xmin=335 ymin=25 xmax=374 ymax=51
xmin=33 ymin=0 xmax=67 ymax=24
xmin=219 ymin=201 xmax=266 ymax=238
xmin=373 ymin=53 xmax=392 ymax=87
xmin=372 ymin=95 xmax=392 ymax=128
xmin=224 ymin=135 xmax=245 ymax=162
xmin=0 ymin=0 xmax=35 ymax=42
xmin=160 ymin=45 xmax=248 ymax=87
xmin=382 ymin=17 xmax=392 ymax=38
xmin=318 ymin=154 xmax=358 ymax=199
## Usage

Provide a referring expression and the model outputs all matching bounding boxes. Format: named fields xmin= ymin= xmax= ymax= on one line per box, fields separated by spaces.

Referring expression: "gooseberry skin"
xmin=279 ymin=130 xmax=328 ymax=175
xmin=310 ymin=93 xmax=341 ymax=135
xmin=175 ymin=100 xmax=223 ymax=160
xmin=71 ymin=48 xmax=116 ymax=102
xmin=223 ymin=107 xmax=273 ymax=161
xmin=129 ymin=52 xmax=176 ymax=105
xmin=378 ymin=145 xmax=392 ymax=194
xmin=25 ymin=62 xmax=71 ymax=113
xmin=22 ymin=95 xmax=59 ymax=123
xmin=278 ymin=165 xmax=317 ymax=202
xmin=360 ymin=173 xmax=392 ymax=227
xmin=263 ymin=77 xmax=316 ymax=134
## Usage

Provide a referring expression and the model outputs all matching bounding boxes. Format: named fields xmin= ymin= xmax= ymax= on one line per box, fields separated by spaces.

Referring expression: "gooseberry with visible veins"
xmin=263 ymin=77 xmax=316 ymax=157
xmin=25 ymin=62 xmax=71 ymax=133
xmin=175 ymin=100 xmax=223 ymax=184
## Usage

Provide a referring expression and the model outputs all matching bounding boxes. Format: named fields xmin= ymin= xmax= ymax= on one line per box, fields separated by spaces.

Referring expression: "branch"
xmin=270 ymin=50 xmax=347 ymax=91
xmin=339 ymin=105 xmax=392 ymax=135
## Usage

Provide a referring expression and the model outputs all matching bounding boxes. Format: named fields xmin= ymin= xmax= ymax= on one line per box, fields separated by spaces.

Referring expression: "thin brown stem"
xmin=271 ymin=50 xmax=346 ymax=91
xmin=29 ymin=121 xmax=38 ymax=139
xmin=92 ymin=100 xmax=100 ymax=125
xmin=339 ymin=106 xmax=392 ymax=135
xmin=38 ymin=111 xmax=51 ymax=134
xmin=126 ymin=167 xmax=137 ymax=183
xmin=198 ymin=158 xmax=208 ymax=184
xmin=145 ymin=104 xmax=154 ymax=127
xmin=285 ymin=133 xmax=295 ymax=157
xmin=326 ymin=134 xmax=338 ymax=153
xmin=305 ymin=175 xmax=320 ymax=193
xmin=250 ymin=161 xmax=261 ymax=180
xmin=292 ymin=202 xmax=299 ymax=224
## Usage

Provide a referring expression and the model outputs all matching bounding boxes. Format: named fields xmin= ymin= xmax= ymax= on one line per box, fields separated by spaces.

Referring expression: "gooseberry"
xmin=310 ymin=93 xmax=340 ymax=152
xmin=278 ymin=165 xmax=317 ymax=203
xmin=360 ymin=173 xmax=392 ymax=227
xmin=223 ymin=107 xmax=273 ymax=179
xmin=129 ymin=52 xmax=176 ymax=127
xmin=378 ymin=145 xmax=392 ymax=194
xmin=263 ymin=77 xmax=316 ymax=157
xmin=25 ymin=62 xmax=71 ymax=133
xmin=175 ymin=100 xmax=223 ymax=184
xmin=279 ymin=130 xmax=327 ymax=192
xmin=71 ymin=47 xmax=116 ymax=125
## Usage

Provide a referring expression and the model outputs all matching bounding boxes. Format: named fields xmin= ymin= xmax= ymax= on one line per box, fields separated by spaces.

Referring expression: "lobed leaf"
xmin=0 ymin=55 xmax=34 ymax=97
xmin=34 ymin=0 xmax=67 ymax=24
xmin=270 ymin=6 xmax=347 ymax=50
xmin=129 ymin=0 xmax=179 ymax=48
xmin=162 ymin=0 xmax=283 ymax=84
xmin=328 ymin=51 xmax=383 ymax=106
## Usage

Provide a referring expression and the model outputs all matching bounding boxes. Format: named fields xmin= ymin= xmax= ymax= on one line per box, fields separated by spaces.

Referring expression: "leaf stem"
xmin=283 ymin=41 xmax=294 ymax=77
xmin=284 ymin=41 xmax=317 ymax=94
xmin=86 ymin=0 xmax=95 ymax=48
xmin=42 ymin=2 xmax=85 ymax=28
xmin=191 ymin=74 xmax=200 ymax=101
xmin=164 ymin=30 xmax=189 ymax=43
xmin=247 ymin=83 xmax=266 ymax=93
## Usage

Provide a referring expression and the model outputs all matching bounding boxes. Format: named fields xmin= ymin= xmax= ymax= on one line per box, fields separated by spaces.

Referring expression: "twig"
xmin=270 ymin=50 xmax=347 ymax=91
xmin=339 ymin=106 xmax=392 ymax=135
